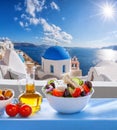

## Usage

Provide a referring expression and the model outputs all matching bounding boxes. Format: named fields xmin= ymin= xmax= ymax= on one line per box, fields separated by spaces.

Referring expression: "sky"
xmin=0 ymin=0 xmax=117 ymax=48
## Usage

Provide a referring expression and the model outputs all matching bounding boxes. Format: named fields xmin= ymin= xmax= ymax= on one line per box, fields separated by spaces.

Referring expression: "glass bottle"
xmin=18 ymin=65 xmax=42 ymax=113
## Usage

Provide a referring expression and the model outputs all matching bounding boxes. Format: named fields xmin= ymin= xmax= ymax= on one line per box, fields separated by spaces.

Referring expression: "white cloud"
xmin=39 ymin=18 xmax=72 ymax=44
xmin=15 ymin=3 xmax=22 ymax=11
xmin=25 ymin=0 xmax=45 ymax=17
xmin=19 ymin=21 xmax=24 ymax=27
xmin=35 ymin=0 xmax=45 ymax=12
xmin=39 ymin=18 xmax=61 ymax=32
xmin=19 ymin=21 xmax=29 ymax=28
xmin=42 ymin=36 xmax=58 ymax=44
xmin=50 ymin=2 xmax=60 ymax=11
xmin=21 ymin=14 xmax=25 ymax=18
xmin=25 ymin=28 xmax=31 ymax=31
xmin=25 ymin=22 xmax=29 ymax=27
xmin=25 ymin=0 xmax=35 ymax=17
xmin=21 ymin=14 xmax=30 ymax=20
xmin=24 ymin=17 xmax=73 ymax=43
xmin=30 ymin=17 xmax=39 ymax=25
xmin=15 ymin=0 xmax=73 ymax=44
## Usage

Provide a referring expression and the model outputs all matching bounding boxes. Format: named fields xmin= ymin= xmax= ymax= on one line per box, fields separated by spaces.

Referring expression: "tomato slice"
xmin=82 ymin=84 xmax=90 ymax=94
xmin=72 ymin=87 xmax=81 ymax=97
xmin=52 ymin=89 xmax=64 ymax=97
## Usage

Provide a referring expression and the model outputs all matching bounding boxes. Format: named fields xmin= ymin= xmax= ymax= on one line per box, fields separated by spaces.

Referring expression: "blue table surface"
xmin=1 ymin=98 xmax=117 ymax=130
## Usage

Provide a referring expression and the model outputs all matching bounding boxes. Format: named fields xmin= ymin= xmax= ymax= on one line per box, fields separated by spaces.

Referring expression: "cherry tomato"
xmin=52 ymin=88 xmax=64 ymax=97
xmin=16 ymin=102 xmax=25 ymax=109
xmin=5 ymin=104 xmax=19 ymax=117
xmin=19 ymin=104 xmax=32 ymax=117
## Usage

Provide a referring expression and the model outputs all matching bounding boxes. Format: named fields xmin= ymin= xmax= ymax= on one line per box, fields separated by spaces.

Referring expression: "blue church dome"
xmin=43 ymin=46 xmax=70 ymax=60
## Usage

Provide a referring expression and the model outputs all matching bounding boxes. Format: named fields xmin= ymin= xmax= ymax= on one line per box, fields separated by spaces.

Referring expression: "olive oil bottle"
xmin=18 ymin=65 xmax=42 ymax=113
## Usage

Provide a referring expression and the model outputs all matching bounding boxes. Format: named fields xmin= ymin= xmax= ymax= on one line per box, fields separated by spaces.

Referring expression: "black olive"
xmin=80 ymin=91 xmax=86 ymax=96
xmin=85 ymin=81 xmax=92 ymax=89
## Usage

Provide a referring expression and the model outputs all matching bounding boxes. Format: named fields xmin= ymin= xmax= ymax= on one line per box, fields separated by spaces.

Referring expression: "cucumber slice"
xmin=47 ymin=80 xmax=55 ymax=84
xmin=68 ymin=86 xmax=74 ymax=95
xmin=72 ymin=77 xmax=84 ymax=86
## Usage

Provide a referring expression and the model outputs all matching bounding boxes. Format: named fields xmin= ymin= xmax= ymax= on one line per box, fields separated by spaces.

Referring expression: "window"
xmin=72 ymin=64 xmax=74 ymax=67
xmin=72 ymin=64 xmax=76 ymax=68
xmin=62 ymin=65 xmax=66 ymax=73
xmin=50 ymin=65 xmax=54 ymax=73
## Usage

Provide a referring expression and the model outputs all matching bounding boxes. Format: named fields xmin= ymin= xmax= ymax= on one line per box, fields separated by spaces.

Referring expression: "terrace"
xmin=0 ymin=79 xmax=117 ymax=130
xmin=0 ymin=79 xmax=116 ymax=98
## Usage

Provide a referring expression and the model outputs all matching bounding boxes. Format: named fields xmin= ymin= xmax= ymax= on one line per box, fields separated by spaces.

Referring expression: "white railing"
xmin=0 ymin=79 xmax=117 ymax=98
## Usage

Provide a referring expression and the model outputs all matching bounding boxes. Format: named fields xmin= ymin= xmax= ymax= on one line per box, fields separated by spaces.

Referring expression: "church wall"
xmin=42 ymin=57 xmax=71 ymax=78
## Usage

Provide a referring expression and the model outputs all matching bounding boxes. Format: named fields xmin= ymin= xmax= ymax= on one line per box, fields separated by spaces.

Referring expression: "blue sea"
xmin=14 ymin=45 xmax=117 ymax=76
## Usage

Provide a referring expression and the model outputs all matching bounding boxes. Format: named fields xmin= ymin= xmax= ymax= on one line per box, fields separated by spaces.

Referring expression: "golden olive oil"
xmin=18 ymin=65 xmax=42 ymax=113
xmin=19 ymin=84 xmax=42 ymax=113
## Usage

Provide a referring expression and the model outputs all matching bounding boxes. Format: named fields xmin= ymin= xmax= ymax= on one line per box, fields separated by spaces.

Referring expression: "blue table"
xmin=1 ymin=98 xmax=117 ymax=130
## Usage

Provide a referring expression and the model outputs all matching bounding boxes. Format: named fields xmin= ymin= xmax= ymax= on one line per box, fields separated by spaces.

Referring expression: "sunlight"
xmin=102 ymin=3 xmax=114 ymax=19
xmin=97 ymin=49 xmax=117 ymax=62
xmin=88 ymin=100 xmax=117 ymax=114
xmin=96 ymin=1 xmax=117 ymax=21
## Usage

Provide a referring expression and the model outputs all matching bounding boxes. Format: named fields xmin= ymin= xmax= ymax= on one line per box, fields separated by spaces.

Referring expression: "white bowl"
xmin=0 ymin=89 xmax=14 ymax=114
xmin=43 ymin=88 xmax=94 ymax=114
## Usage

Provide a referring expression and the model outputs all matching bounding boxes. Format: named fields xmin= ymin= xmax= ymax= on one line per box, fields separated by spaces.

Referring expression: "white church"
xmin=37 ymin=45 xmax=82 ymax=79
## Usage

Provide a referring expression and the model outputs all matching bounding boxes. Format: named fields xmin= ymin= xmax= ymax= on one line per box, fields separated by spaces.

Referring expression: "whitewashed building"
xmin=87 ymin=61 xmax=117 ymax=82
xmin=38 ymin=45 xmax=71 ymax=79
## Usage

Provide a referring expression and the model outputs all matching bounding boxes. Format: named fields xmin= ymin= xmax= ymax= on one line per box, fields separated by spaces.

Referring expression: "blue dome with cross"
xmin=43 ymin=46 xmax=70 ymax=60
